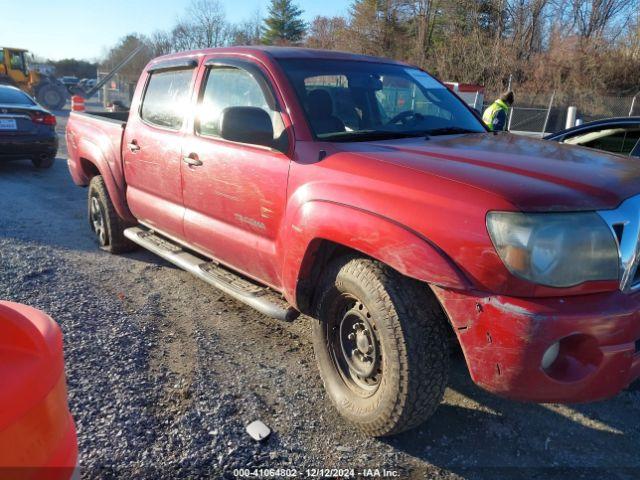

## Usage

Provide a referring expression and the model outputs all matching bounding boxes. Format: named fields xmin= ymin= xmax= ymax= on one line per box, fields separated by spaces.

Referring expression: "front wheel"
xmin=88 ymin=176 xmax=135 ymax=253
xmin=313 ymin=255 xmax=449 ymax=436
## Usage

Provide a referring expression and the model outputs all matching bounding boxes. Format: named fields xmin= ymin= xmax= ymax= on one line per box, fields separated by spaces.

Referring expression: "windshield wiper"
xmin=424 ymin=127 xmax=481 ymax=136
xmin=319 ymin=130 xmax=426 ymax=142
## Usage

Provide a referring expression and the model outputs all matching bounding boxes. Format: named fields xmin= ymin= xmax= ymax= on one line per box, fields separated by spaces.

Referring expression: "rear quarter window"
xmin=140 ymin=69 xmax=193 ymax=130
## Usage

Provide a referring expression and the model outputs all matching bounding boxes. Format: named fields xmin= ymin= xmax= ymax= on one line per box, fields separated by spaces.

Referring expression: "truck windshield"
xmin=278 ymin=58 xmax=486 ymax=141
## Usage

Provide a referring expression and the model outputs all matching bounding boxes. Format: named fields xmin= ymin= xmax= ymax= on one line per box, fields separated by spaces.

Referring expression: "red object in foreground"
xmin=0 ymin=301 xmax=78 ymax=479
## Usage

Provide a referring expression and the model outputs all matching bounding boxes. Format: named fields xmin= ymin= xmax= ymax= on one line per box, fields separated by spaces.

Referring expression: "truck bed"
xmin=73 ymin=110 xmax=129 ymax=124
xmin=66 ymin=110 xmax=131 ymax=220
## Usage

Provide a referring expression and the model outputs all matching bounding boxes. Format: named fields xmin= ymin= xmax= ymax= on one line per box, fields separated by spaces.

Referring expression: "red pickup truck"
xmin=66 ymin=47 xmax=640 ymax=436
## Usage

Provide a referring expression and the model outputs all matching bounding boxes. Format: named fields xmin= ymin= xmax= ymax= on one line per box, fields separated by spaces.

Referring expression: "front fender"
xmin=280 ymin=200 xmax=469 ymax=307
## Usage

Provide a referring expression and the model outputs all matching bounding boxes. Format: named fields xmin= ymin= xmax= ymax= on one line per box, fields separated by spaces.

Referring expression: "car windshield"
xmin=278 ymin=58 xmax=486 ymax=141
xmin=0 ymin=87 xmax=34 ymax=105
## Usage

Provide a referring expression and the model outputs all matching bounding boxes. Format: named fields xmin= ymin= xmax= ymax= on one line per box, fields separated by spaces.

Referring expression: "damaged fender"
xmin=279 ymin=200 xmax=469 ymax=308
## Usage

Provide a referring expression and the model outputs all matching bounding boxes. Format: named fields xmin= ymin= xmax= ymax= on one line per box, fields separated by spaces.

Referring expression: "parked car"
xmin=66 ymin=47 xmax=640 ymax=437
xmin=546 ymin=117 xmax=640 ymax=158
xmin=0 ymin=84 xmax=57 ymax=168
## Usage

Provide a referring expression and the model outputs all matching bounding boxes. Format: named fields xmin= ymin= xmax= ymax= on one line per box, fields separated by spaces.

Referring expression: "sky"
xmin=0 ymin=0 xmax=350 ymax=61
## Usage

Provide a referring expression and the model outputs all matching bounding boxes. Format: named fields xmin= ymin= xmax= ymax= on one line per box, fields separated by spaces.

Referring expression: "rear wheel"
xmin=31 ymin=155 xmax=55 ymax=169
xmin=313 ymin=254 xmax=449 ymax=436
xmin=88 ymin=176 xmax=135 ymax=253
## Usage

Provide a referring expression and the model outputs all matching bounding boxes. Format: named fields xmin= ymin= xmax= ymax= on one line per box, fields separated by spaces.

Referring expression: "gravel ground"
xmin=1 ymin=108 xmax=639 ymax=479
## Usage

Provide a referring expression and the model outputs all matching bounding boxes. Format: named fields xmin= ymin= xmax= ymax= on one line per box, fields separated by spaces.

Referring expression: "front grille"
xmin=598 ymin=194 xmax=640 ymax=293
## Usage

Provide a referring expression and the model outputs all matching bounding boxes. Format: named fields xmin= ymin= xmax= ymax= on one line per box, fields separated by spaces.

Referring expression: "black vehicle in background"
xmin=0 ymin=85 xmax=58 ymax=168
xmin=546 ymin=117 xmax=640 ymax=158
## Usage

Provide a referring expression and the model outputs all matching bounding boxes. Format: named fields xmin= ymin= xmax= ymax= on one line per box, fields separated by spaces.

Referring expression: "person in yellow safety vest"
xmin=482 ymin=91 xmax=514 ymax=131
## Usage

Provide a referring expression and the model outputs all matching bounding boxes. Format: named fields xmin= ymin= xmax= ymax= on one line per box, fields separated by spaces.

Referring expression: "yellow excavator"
xmin=0 ymin=46 xmax=145 ymax=111
xmin=0 ymin=47 xmax=68 ymax=110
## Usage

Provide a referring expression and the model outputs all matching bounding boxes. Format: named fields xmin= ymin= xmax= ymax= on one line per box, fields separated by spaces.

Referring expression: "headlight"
xmin=486 ymin=212 xmax=619 ymax=287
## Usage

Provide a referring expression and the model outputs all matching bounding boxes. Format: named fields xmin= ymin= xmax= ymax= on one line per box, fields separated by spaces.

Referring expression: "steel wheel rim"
xmin=90 ymin=196 xmax=107 ymax=246
xmin=329 ymin=294 xmax=382 ymax=397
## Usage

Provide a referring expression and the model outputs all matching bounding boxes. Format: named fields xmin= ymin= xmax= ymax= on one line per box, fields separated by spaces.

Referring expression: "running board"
xmin=124 ymin=227 xmax=300 ymax=322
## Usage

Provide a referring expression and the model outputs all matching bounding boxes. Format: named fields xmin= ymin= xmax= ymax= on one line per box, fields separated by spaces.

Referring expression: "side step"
xmin=124 ymin=227 xmax=300 ymax=321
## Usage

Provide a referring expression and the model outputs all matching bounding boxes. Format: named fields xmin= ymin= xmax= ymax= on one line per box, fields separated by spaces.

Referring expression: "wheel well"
xmin=295 ymin=239 xmax=355 ymax=314
xmin=79 ymin=157 xmax=100 ymax=182
xmin=295 ymin=239 xmax=458 ymax=342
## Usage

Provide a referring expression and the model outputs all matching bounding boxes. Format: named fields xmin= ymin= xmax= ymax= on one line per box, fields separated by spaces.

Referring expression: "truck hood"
xmin=343 ymin=133 xmax=640 ymax=211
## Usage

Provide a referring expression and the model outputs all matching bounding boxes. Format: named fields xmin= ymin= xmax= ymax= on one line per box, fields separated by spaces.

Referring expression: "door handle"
xmin=183 ymin=155 xmax=203 ymax=167
xmin=127 ymin=141 xmax=140 ymax=152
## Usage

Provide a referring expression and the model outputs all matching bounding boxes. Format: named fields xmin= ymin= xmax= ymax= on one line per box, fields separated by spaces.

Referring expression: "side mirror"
xmin=219 ymin=106 xmax=274 ymax=148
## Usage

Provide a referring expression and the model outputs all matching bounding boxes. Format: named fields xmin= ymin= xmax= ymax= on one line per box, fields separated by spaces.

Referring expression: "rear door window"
xmin=140 ymin=69 xmax=193 ymax=130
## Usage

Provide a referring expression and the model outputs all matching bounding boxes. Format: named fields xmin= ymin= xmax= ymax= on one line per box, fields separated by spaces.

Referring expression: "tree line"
xmin=102 ymin=0 xmax=639 ymax=97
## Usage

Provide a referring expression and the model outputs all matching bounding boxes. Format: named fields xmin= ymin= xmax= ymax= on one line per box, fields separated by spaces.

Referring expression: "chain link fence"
xmin=483 ymin=92 xmax=639 ymax=135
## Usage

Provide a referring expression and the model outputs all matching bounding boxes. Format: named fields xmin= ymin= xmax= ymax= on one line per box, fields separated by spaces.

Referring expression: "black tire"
xmin=313 ymin=254 xmax=449 ymax=437
xmin=31 ymin=156 xmax=55 ymax=169
xmin=36 ymin=83 xmax=67 ymax=110
xmin=88 ymin=175 xmax=135 ymax=253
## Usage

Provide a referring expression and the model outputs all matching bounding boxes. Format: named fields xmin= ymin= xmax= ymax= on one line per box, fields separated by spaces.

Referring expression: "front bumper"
xmin=433 ymin=286 xmax=640 ymax=403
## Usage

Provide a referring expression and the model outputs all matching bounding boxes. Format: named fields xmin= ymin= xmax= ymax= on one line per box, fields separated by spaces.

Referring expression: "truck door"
xmin=123 ymin=61 xmax=197 ymax=240
xmin=181 ymin=58 xmax=291 ymax=287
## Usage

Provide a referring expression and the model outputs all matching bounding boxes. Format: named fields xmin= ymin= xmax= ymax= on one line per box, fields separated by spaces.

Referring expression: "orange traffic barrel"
xmin=70 ymin=96 xmax=85 ymax=112
xmin=0 ymin=301 xmax=78 ymax=479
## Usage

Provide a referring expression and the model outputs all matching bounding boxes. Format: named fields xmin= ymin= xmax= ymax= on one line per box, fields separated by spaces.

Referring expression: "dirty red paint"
xmin=433 ymin=286 xmax=640 ymax=402
xmin=66 ymin=46 xmax=640 ymax=404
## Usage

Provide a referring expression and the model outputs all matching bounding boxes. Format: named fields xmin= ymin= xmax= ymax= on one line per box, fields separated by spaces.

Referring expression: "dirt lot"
xmin=1 ymin=109 xmax=639 ymax=479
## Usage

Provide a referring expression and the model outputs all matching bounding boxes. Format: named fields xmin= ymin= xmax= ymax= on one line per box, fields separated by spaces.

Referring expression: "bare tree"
xmin=406 ymin=0 xmax=441 ymax=67
xmin=170 ymin=21 xmax=203 ymax=51
xmin=231 ymin=10 xmax=263 ymax=45
xmin=187 ymin=0 xmax=230 ymax=47
xmin=100 ymin=0 xmax=640 ymax=97
xmin=148 ymin=30 xmax=174 ymax=56
xmin=568 ymin=0 xmax=634 ymax=39
xmin=102 ymin=35 xmax=153 ymax=80
xmin=306 ymin=16 xmax=348 ymax=50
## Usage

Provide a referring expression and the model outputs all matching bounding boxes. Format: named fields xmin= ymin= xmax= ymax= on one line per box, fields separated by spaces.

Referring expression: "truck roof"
xmin=147 ymin=46 xmax=407 ymax=69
